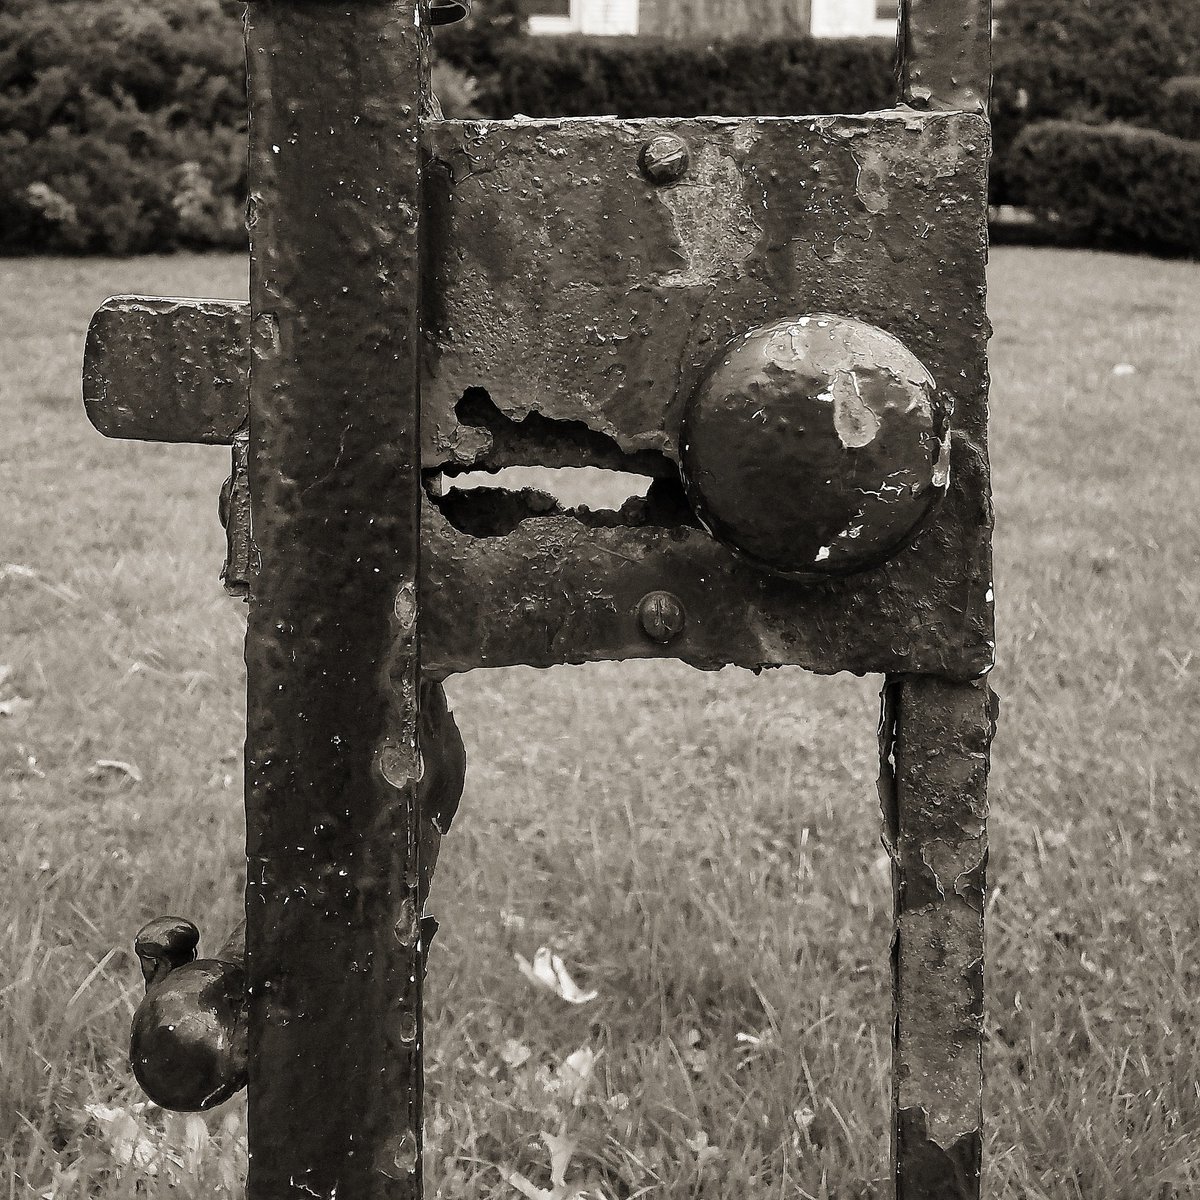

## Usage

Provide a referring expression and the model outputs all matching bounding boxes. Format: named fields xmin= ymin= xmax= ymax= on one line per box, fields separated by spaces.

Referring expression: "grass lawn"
xmin=1 ymin=247 xmax=1198 ymax=1199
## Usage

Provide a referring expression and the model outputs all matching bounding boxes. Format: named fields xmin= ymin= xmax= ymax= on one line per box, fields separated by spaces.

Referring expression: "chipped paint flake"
xmin=830 ymin=370 xmax=881 ymax=448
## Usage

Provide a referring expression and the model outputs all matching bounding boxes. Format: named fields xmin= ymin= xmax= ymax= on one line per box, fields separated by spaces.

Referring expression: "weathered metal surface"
xmin=421 ymin=112 xmax=988 ymax=468
xmin=899 ymin=0 xmax=992 ymax=114
xmin=639 ymin=134 xmax=691 ymax=184
xmin=421 ymin=465 xmax=992 ymax=677
xmin=430 ymin=0 xmax=469 ymax=22
xmin=84 ymin=0 xmax=996 ymax=1190
xmin=243 ymin=0 xmax=429 ymax=1194
xmin=420 ymin=110 xmax=992 ymax=675
xmin=84 ymin=111 xmax=993 ymax=678
xmin=879 ymin=676 xmax=996 ymax=1200
xmin=637 ymin=590 xmax=686 ymax=644
xmin=198 ymin=442 xmax=990 ymax=678
xmin=84 ymin=298 xmax=248 ymax=444
xmin=680 ymin=314 xmax=948 ymax=579
xmin=128 ymin=682 xmax=466 ymax=1117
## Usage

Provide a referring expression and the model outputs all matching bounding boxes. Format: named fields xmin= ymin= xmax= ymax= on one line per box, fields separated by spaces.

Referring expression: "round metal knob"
xmin=680 ymin=315 xmax=949 ymax=580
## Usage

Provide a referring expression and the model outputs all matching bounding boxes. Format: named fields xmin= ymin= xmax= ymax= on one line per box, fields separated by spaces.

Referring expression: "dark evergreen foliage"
xmin=0 ymin=0 xmax=246 ymax=253
xmin=437 ymin=29 xmax=895 ymax=119
xmin=4 ymin=0 xmax=1200 ymax=254
xmin=990 ymin=0 xmax=1200 ymax=204
xmin=1009 ymin=120 xmax=1200 ymax=257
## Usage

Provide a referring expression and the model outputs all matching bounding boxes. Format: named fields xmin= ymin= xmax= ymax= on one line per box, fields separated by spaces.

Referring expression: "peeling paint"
xmin=831 ymin=370 xmax=882 ymax=447
xmin=654 ymin=143 xmax=760 ymax=288
xmin=881 ymin=677 xmax=995 ymax=1195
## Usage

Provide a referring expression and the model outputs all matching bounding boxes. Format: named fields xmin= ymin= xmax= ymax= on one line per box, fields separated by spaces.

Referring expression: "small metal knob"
xmin=681 ymin=315 xmax=949 ymax=579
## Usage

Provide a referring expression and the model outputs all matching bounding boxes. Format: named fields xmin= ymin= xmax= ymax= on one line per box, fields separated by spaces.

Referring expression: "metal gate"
xmin=84 ymin=1 xmax=996 ymax=1193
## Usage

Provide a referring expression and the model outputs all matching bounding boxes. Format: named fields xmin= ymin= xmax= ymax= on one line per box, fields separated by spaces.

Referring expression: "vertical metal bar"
xmin=879 ymin=675 xmax=996 ymax=1200
xmin=897 ymin=0 xmax=992 ymax=114
xmin=244 ymin=1 xmax=429 ymax=1196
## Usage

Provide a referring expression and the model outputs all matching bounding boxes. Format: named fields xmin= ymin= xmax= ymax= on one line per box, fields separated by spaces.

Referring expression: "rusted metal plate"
xmin=84 ymin=297 xmax=248 ymax=444
xmin=243 ymin=0 xmax=429 ymax=1195
xmin=422 ymin=110 xmax=989 ymax=470
xmin=879 ymin=676 xmax=995 ymax=1200
xmin=422 ymin=109 xmax=992 ymax=677
xmin=899 ymin=0 xmax=992 ymax=115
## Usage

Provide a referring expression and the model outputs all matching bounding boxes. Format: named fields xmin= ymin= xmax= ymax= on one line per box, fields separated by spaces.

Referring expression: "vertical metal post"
xmin=244 ymin=1 xmax=429 ymax=1195
xmin=880 ymin=676 xmax=996 ymax=1200
xmin=897 ymin=0 xmax=992 ymax=114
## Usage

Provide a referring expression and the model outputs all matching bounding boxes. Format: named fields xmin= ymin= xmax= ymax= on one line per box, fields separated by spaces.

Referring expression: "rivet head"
xmin=639 ymin=135 xmax=690 ymax=185
xmin=638 ymin=591 xmax=686 ymax=643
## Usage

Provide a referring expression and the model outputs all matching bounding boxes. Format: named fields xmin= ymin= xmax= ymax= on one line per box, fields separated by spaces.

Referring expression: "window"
xmin=528 ymin=0 xmax=638 ymax=36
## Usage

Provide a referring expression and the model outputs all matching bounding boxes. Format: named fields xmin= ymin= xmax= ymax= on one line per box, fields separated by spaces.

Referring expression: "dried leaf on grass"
xmin=685 ymin=1130 xmax=722 ymax=1169
xmin=1 ymin=563 xmax=81 ymax=603
xmin=80 ymin=1099 xmax=246 ymax=1192
xmin=0 ymin=695 xmax=32 ymax=718
xmin=497 ymin=1129 xmax=604 ymax=1200
xmin=556 ymin=1047 xmax=596 ymax=1107
xmin=0 ymin=667 xmax=32 ymax=719
xmin=87 ymin=759 xmax=142 ymax=785
xmin=501 ymin=1038 xmax=533 ymax=1070
xmin=83 ymin=1103 xmax=170 ymax=1173
xmin=515 ymin=947 xmax=598 ymax=1005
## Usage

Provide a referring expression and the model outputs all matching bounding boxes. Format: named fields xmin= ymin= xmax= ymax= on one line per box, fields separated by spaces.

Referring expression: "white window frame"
xmin=528 ymin=0 xmax=639 ymax=36
xmin=810 ymin=0 xmax=896 ymax=38
xmin=528 ymin=0 xmax=575 ymax=36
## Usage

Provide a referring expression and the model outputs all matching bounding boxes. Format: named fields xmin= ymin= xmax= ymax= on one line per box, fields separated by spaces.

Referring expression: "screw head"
xmin=639 ymin=135 xmax=690 ymax=185
xmin=638 ymin=591 xmax=686 ymax=643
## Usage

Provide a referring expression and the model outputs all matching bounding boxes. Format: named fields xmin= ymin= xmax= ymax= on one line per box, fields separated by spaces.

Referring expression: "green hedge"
xmin=1008 ymin=120 xmax=1200 ymax=257
xmin=989 ymin=0 xmax=1200 ymax=205
xmin=0 ymin=0 xmax=246 ymax=254
xmin=1156 ymin=76 xmax=1200 ymax=143
xmin=0 ymin=1 xmax=896 ymax=255
xmin=437 ymin=29 xmax=895 ymax=119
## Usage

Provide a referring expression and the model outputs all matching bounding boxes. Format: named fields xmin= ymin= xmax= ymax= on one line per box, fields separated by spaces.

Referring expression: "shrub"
xmin=1156 ymin=76 xmax=1200 ymax=143
xmin=0 ymin=0 xmax=246 ymax=254
xmin=1007 ymin=119 xmax=1200 ymax=257
xmin=990 ymin=0 xmax=1200 ymax=204
xmin=438 ymin=31 xmax=895 ymax=119
xmin=431 ymin=61 xmax=486 ymax=119
xmin=2 ymin=0 xmax=898 ymax=254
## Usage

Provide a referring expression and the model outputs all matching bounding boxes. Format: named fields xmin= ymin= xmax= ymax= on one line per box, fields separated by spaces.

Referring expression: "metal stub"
xmin=638 ymin=134 xmax=690 ymax=185
xmin=430 ymin=0 xmax=470 ymax=24
xmin=680 ymin=315 xmax=950 ymax=581
xmin=637 ymin=590 xmax=685 ymax=643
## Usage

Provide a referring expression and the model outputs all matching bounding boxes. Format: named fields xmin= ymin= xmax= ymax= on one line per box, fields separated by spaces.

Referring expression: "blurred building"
xmin=527 ymin=0 xmax=897 ymax=37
